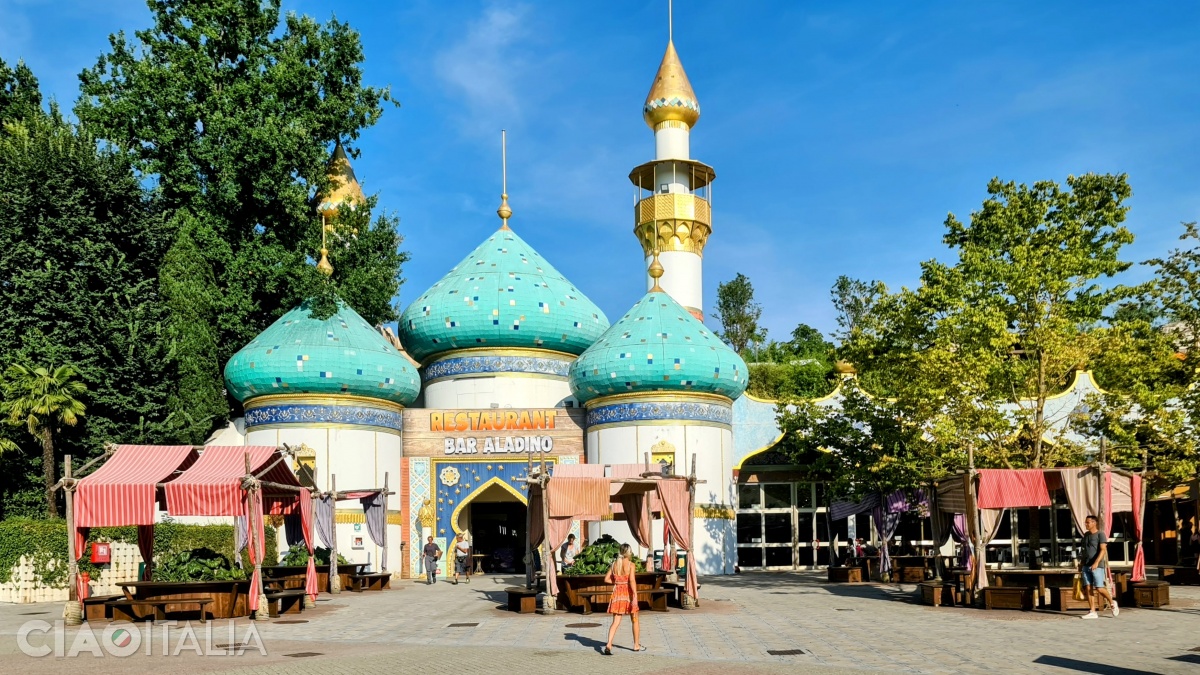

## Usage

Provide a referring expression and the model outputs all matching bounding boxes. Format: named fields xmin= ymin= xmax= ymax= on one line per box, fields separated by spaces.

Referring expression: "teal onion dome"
xmin=398 ymin=228 xmax=609 ymax=362
xmin=568 ymin=291 xmax=749 ymax=403
xmin=224 ymin=300 xmax=420 ymax=406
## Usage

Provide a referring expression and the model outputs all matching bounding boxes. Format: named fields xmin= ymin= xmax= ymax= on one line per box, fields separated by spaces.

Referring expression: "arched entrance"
xmin=452 ymin=478 xmax=528 ymax=573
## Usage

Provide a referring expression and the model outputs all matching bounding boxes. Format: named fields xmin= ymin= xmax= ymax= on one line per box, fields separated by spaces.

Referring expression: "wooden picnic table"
xmin=264 ymin=563 xmax=368 ymax=593
xmin=116 ymin=580 xmax=251 ymax=620
xmin=555 ymin=571 xmax=671 ymax=614
xmin=988 ymin=568 xmax=1078 ymax=609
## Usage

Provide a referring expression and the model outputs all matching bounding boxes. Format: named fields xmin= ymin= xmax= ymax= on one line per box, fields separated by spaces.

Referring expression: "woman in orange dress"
xmin=603 ymin=543 xmax=644 ymax=655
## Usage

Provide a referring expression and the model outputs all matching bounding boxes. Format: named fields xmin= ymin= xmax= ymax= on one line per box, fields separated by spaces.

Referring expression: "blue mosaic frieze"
xmin=423 ymin=353 xmax=571 ymax=382
xmin=586 ymin=399 xmax=733 ymax=428
xmin=244 ymin=402 xmax=403 ymax=432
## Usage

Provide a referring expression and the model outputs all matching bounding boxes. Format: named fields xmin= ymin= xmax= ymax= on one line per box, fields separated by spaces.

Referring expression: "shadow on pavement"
xmin=1033 ymin=655 xmax=1162 ymax=674
xmin=563 ymin=631 xmax=608 ymax=654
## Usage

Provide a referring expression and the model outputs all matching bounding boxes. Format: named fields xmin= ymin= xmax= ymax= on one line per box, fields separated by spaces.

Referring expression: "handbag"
xmin=1072 ymin=573 xmax=1085 ymax=601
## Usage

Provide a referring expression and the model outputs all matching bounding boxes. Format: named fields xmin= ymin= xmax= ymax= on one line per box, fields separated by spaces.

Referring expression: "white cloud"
xmin=433 ymin=3 xmax=531 ymax=124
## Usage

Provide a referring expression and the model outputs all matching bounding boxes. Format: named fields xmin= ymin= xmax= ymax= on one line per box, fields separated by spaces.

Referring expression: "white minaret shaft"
xmin=634 ymin=29 xmax=711 ymax=322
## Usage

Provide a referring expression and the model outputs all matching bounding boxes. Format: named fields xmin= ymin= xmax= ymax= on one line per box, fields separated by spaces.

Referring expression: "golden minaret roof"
xmin=318 ymin=141 xmax=367 ymax=216
xmin=643 ymin=40 xmax=701 ymax=129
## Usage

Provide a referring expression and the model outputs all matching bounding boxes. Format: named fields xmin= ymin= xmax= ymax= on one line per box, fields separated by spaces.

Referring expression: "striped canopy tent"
xmin=163 ymin=445 xmax=317 ymax=613
xmin=934 ymin=467 xmax=1148 ymax=589
xmin=69 ymin=444 xmax=199 ymax=602
xmin=527 ymin=462 xmax=699 ymax=609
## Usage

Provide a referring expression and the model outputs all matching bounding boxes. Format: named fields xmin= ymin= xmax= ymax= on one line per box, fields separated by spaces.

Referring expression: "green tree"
xmin=0 ymin=70 xmax=175 ymax=515
xmin=76 ymin=0 xmax=403 ymax=428
xmin=0 ymin=364 xmax=87 ymax=518
xmin=0 ymin=59 xmax=42 ymax=123
xmin=712 ymin=273 xmax=766 ymax=354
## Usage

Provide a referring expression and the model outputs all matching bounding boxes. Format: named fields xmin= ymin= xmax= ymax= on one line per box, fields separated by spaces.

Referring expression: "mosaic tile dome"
xmin=398 ymin=228 xmax=609 ymax=362
xmin=224 ymin=300 xmax=420 ymax=406
xmin=568 ymin=290 xmax=748 ymax=403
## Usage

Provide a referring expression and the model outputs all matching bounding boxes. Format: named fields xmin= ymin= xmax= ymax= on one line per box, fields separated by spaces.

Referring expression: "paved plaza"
xmin=1 ymin=572 xmax=1198 ymax=674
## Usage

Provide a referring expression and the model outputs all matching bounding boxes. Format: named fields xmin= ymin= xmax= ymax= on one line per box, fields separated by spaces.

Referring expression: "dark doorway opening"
xmin=468 ymin=501 xmax=527 ymax=574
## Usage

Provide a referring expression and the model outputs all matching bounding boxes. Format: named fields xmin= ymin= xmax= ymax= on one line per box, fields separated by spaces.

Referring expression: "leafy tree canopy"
xmin=712 ymin=273 xmax=766 ymax=355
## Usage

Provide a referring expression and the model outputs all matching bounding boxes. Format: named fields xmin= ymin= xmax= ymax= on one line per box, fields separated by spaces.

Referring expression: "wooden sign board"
xmin=401 ymin=408 xmax=585 ymax=458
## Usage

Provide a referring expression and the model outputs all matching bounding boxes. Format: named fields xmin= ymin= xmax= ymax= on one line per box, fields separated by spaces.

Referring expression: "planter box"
xmin=1131 ymin=581 xmax=1169 ymax=608
xmin=827 ymin=566 xmax=863 ymax=583
xmin=1048 ymin=586 xmax=1091 ymax=612
xmin=917 ymin=581 xmax=958 ymax=606
xmin=983 ymin=586 xmax=1033 ymax=610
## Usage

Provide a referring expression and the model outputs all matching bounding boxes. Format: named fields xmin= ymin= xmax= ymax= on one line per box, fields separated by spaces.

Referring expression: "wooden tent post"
xmin=330 ymin=474 xmax=341 ymax=593
xmin=382 ymin=472 xmax=389 ymax=572
xmin=686 ymin=453 xmax=697 ymax=608
xmin=539 ymin=450 xmax=555 ymax=614
xmin=246 ymin=451 xmax=267 ymax=621
xmin=62 ymin=455 xmax=82 ymax=625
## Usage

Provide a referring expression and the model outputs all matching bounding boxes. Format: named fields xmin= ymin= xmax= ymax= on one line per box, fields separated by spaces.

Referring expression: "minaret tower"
xmin=630 ymin=2 xmax=714 ymax=321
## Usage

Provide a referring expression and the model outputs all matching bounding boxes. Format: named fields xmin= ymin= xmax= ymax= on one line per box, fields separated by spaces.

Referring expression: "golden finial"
xmin=642 ymin=2 xmax=700 ymax=130
xmin=316 ymin=214 xmax=334 ymax=276
xmin=496 ymin=129 xmax=512 ymax=230
xmin=648 ymin=251 xmax=665 ymax=292
xmin=318 ymin=140 xmax=367 ymax=217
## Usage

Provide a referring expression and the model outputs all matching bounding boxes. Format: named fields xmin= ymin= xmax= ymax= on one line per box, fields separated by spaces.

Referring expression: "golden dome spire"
xmin=642 ymin=3 xmax=700 ymax=131
xmin=318 ymin=140 xmax=367 ymax=217
xmin=316 ymin=214 xmax=334 ymax=276
xmin=648 ymin=251 xmax=665 ymax=292
xmin=496 ymin=129 xmax=512 ymax=230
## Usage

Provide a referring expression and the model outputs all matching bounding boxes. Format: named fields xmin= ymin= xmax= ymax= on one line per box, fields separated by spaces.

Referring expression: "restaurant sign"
xmin=401 ymin=407 xmax=584 ymax=458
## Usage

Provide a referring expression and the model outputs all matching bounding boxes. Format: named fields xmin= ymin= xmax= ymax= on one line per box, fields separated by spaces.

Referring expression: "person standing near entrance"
xmin=423 ymin=536 xmax=442 ymax=585
xmin=602 ymin=543 xmax=644 ymax=655
xmin=559 ymin=534 xmax=578 ymax=571
xmin=1081 ymin=515 xmax=1118 ymax=619
xmin=453 ymin=532 xmax=471 ymax=585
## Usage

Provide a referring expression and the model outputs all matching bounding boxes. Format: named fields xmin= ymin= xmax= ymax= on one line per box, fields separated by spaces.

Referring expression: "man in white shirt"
xmin=453 ymin=532 xmax=472 ymax=585
xmin=559 ymin=534 xmax=578 ymax=570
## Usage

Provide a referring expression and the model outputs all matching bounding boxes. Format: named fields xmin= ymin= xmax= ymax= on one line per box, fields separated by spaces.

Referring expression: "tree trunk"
xmin=43 ymin=428 xmax=58 ymax=519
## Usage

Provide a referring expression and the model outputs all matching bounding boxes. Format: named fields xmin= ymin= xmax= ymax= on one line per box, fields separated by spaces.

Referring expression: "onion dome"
xmin=569 ymin=288 xmax=748 ymax=404
xmin=398 ymin=228 xmax=609 ymax=363
xmin=643 ymin=41 xmax=701 ymax=129
xmin=317 ymin=141 xmax=367 ymax=217
xmin=224 ymin=300 xmax=420 ymax=406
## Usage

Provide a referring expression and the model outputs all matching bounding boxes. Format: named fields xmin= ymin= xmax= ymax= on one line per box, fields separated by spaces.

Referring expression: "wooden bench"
xmin=106 ymin=597 xmax=214 ymax=623
xmin=505 ymin=587 xmax=538 ymax=614
xmin=263 ymin=589 xmax=306 ymax=617
xmin=1130 ymin=580 xmax=1169 ymax=608
xmin=347 ymin=572 xmax=391 ymax=592
xmin=917 ymin=581 xmax=958 ymax=607
xmin=895 ymin=566 xmax=927 ymax=583
xmin=983 ymin=586 xmax=1033 ymax=611
xmin=827 ymin=566 xmax=863 ymax=583
xmin=1048 ymin=586 xmax=1091 ymax=612
xmin=661 ymin=581 xmax=701 ymax=608
xmin=83 ymin=594 xmax=123 ymax=622
xmin=575 ymin=589 xmax=670 ymax=615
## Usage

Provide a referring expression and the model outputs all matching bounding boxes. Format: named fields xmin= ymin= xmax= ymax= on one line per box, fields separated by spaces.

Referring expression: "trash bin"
xmin=676 ymin=551 xmax=688 ymax=580
xmin=138 ymin=562 xmax=145 ymax=580
xmin=653 ymin=550 xmax=664 ymax=571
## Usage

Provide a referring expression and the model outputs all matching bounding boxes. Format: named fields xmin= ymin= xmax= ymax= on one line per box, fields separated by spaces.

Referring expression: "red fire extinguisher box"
xmin=90 ymin=542 xmax=111 ymax=564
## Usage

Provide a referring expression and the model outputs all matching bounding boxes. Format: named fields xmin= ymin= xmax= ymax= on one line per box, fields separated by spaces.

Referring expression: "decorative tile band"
xmin=244 ymin=402 xmax=404 ymax=433
xmin=586 ymin=399 xmax=732 ymax=428
xmin=422 ymin=354 xmax=572 ymax=383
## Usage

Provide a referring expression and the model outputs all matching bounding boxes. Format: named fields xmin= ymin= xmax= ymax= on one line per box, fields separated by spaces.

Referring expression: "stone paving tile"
xmin=1 ymin=572 xmax=1199 ymax=673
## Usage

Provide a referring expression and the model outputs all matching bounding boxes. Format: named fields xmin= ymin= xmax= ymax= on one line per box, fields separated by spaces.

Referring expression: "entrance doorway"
xmin=457 ymin=482 xmax=527 ymax=574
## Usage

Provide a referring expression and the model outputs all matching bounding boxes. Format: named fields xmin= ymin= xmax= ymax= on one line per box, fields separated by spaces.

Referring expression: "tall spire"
xmin=318 ymin=140 xmax=367 ymax=216
xmin=496 ymin=129 xmax=512 ymax=230
xmin=642 ymin=2 xmax=700 ymax=130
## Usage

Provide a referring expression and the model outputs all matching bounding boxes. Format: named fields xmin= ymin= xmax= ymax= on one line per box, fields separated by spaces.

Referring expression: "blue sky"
xmin=3 ymin=1 xmax=1198 ymax=341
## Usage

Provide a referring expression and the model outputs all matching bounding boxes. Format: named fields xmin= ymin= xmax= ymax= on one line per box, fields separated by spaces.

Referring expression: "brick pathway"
xmin=1 ymin=572 xmax=1198 ymax=674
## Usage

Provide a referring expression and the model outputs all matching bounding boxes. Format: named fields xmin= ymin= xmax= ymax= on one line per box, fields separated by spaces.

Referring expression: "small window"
xmin=659 ymin=183 xmax=669 ymax=193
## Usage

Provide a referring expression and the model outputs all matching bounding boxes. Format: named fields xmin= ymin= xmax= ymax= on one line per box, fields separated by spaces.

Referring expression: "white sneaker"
xmin=1111 ymin=601 xmax=1119 ymax=618
xmin=1081 ymin=612 xmax=1099 ymax=619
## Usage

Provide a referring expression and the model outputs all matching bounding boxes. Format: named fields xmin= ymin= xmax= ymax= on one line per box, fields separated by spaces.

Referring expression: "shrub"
xmin=561 ymin=534 xmax=646 ymax=576
xmin=279 ymin=543 xmax=347 ymax=567
xmin=154 ymin=548 xmax=245 ymax=581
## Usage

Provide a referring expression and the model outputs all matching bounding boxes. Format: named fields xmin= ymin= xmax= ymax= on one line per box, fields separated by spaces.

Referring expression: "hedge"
xmin=0 ymin=518 xmax=277 ymax=588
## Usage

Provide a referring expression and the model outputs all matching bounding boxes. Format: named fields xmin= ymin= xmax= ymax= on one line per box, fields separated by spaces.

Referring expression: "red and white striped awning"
xmin=75 ymin=445 xmax=198 ymax=527
xmin=976 ymin=468 xmax=1053 ymax=509
xmin=164 ymin=445 xmax=304 ymax=516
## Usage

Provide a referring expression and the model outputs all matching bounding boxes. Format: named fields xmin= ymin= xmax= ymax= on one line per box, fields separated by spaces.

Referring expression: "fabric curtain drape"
xmin=1059 ymin=467 xmax=1102 ymax=536
xmin=233 ymin=515 xmax=248 ymax=568
xmin=297 ymin=488 xmax=317 ymax=601
xmin=950 ymin=514 xmax=972 ymax=572
xmin=830 ymin=493 xmax=880 ymax=521
xmin=871 ymin=506 xmax=902 ymax=576
xmin=620 ymin=493 xmax=652 ymax=549
xmin=245 ymin=488 xmax=266 ymax=613
xmin=1131 ymin=475 xmax=1146 ymax=582
xmin=936 ymin=479 xmax=967 ymax=514
xmin=315 ymin=495 xmax=335 ymax=549
xmin=283 ymin=513 xmax=305 ymax=548
xmin=546 ymin=477 xmax=609 ymax=519
xmin=975 ymin=508 xmax=1007 ymax=589
xmin=137 ymin=525 xmax=155 ymax=581
xmin=361 ymin=491 xmax=388 ymax=571
xmin=527 ymin=491 xmax=574 ymax=597
xmin=72 ymin=525 xmax=87 ymax=603
xmin=928 ymin=489 xmax=952 ymax=579
xmin=976 ymin=469 xmax=1052 ymax=509
xmin=656 ymin=479 xmax=698 ymax=601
